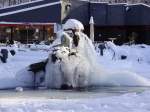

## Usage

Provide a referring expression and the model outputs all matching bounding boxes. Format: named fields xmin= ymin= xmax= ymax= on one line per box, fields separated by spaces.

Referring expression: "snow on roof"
xmin=0 ymin=1 xmax=61 ymax=17
xmin=0 ymin=0 xmax=44 ymax=10
xmin=78 ymin=0 xmax=89 ymax=2
xmin=125 ymin=3 xmax=150 ymax=8
xmin=90 ymin=1 xmax=108 ymax=4
xmin=79 ymin=0 xmax=150 ymax=8
xmin=63 ymin=19 xmax=84 ymax=31
xmin=108 ymin=3 xmax=127 ymax=5
xmin=76 ymin=0 xmax=108 ymax=4
xmin=0 ymin=22 xmax=55 ymax=26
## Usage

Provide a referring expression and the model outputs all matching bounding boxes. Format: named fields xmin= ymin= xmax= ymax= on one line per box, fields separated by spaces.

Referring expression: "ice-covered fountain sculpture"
xmin=44 ymin=19 xmax=150 ymax=89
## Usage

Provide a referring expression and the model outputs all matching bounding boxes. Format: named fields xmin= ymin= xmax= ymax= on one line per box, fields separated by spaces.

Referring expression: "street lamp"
xmin=89 ymin=16 xmax=95 ymax=43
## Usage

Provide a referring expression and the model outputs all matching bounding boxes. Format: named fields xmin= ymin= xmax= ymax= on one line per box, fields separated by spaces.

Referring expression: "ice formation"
xmin=45 ymin=30 xmax=150 ymax=89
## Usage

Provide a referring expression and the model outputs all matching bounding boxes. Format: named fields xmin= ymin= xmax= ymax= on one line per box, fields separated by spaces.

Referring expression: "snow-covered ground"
xmin=0 ymin=43 xmax=150 ymax=112
xmin=95 ymin=43 xmax=150 ymax=78
xmin=0 ymin=44 xmax=50 ymax=89
xmin=1 ymin=91 xmax=150 ymax=112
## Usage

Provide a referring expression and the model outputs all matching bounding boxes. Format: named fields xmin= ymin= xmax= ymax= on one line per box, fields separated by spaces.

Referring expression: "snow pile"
xmin=45 ymin=46 xmax=150 ymax=88
xmin=0 ymin=46 xmax=49 ymax=89
xmin=96 ymin=42 xmax=150 ymax=63
xmin=45 ymin=46 xmax=91 ymax=88
xmin=63 ymin=19 xmax=84 ymax=31
xmin=29 ymin=44 xmax=51 ymax=51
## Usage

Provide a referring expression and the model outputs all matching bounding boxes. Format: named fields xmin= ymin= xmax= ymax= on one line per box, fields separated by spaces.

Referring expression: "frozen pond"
xmin=0 ymin=86 xmax=150 ymax=99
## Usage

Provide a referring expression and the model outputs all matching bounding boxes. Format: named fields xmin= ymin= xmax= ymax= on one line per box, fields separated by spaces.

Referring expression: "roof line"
xmin=0 ymin=21 xmax=55 ymax=25
xmin=78 ymin=0 xmax=89 ymax=2
xmin=108 ymin=3 xmax=127 ymax=5
xmin=0 ymin=1 xmax=61 ymax=17
xmin=90 ymin=1 xmax=108 ymax=4
xmin=125 ymin=3 xmax=150 ymax=8
xmin=0 ymin=0 xmax=44 ymax=10
xmin=85 ymin=1 xmax=150 ymax=7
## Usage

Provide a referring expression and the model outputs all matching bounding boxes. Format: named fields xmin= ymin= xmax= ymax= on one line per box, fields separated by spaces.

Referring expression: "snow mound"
xmin=63 ymin=19 xmax=84 ymax=31
xmin=45 ymin=46 xmax=150 ymax=88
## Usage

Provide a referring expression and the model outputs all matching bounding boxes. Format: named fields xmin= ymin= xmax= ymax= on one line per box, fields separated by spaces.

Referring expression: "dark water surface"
xmin=0 ymin=86 xmax=149 ymax=99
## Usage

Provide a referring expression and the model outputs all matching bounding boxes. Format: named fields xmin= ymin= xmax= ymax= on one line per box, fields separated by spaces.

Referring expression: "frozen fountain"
xmin=44 ymin=19 xmax=150 ymax=89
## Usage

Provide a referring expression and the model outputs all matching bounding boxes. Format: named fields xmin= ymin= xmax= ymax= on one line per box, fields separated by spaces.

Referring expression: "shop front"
xmin=0 ymin=23 xmax=56 ymax=44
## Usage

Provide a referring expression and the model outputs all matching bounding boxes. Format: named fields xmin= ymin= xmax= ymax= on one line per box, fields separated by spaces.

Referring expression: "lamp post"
xmin=26 ymin=26 xmax=29 ymax=44
xmin=35 ymin=28 xmax=39 ymax=44
xmin=6 ymin=28 xmax=11 ymax=45
xmin=89 ymin=16 xmax=95 ymax=43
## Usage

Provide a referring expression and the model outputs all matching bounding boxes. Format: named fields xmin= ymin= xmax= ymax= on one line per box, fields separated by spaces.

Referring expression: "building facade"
xmin=0 ymin=0 xmax=150 ymax=44
xmin=64 ymin=0 xmax=150 ymax=44
xmin=0 ymin=0 xmax=63 ymax=43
